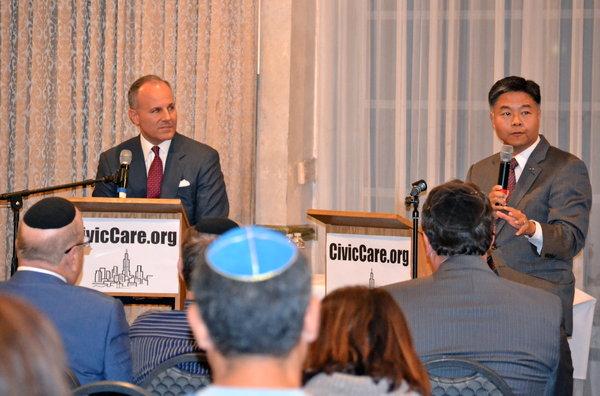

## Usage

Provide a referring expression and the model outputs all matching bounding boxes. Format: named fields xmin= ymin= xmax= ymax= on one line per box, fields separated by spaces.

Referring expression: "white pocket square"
xmin=178 ymin=179 xmax=191 ymax=187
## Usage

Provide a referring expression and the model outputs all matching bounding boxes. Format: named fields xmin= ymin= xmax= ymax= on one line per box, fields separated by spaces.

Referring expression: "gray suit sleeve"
xmin=539 ymin=158 xmax=592 ymax=260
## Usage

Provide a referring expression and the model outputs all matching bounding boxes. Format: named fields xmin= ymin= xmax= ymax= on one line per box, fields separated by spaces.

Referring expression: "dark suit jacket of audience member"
xmin=93 ymin=132 xmax=229 ymax=225
xmin=466 ymin=135 xmax=592 ymax=335
xmin=384 ymin=255 xmax=561 ymax=396
xmin=0 ymin=270 xmax=132 ymax=385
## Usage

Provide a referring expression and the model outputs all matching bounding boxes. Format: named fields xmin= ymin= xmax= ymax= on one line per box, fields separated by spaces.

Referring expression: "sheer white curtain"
xmin=316 ymin=0 xmax=600 ymax=391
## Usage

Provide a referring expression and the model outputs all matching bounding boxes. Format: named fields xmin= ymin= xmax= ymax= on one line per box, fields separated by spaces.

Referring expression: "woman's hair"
xmin=0 ymin=295 xmax=70 ymax=396
xmin=304 ymin=286 xmax=430 ymax=394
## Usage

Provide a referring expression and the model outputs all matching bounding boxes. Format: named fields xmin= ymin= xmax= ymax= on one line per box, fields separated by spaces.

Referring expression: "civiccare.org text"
xmin=85 ymin=226 xmax=177 ymax=247
xmin=328 ymin=243 xmax=409 ymax=266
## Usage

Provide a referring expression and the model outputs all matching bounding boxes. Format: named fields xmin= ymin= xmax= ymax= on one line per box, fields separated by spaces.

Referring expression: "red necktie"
xmin=146 ymin=146 xmax=163 ymax=198
xmin=506 ymin=158 xmax=517 ymax=200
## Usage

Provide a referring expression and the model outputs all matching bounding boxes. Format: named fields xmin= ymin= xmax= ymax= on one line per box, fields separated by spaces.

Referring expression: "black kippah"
xmin=23 ymin=197 xmax=76 ymax=229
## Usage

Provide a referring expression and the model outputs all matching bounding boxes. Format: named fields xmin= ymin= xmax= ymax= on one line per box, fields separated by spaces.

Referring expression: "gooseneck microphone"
xmin=117 ymin=149 xmax=132 ymax=198
xmin=497 ymin=144 xmax=514 ymax=196
xmin=409 ymin=179 xmax=427 ymax=197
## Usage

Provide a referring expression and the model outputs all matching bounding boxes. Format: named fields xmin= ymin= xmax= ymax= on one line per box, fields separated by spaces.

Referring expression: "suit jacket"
xmin=384 ymin=255 xmax=561 ymax=396
xmin=466 ymin=135 xmax=592 ymax=334
xmin=0 ymin=270 xmax=132 ymax=385
xmin=93 ymin=133 xmax=229 ymax=225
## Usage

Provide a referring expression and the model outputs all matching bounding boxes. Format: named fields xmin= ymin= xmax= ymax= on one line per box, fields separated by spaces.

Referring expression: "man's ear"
xmin=187 ymin=304 xmax=214 ymax=351
xmin=177 ymin=257 xmax=184 ymax=282
xmin=128 ymin=108 xmax=140 ymax=126
xmin=301 ymin=296 xmax=321 ymax=344
xmin=423 ymin=233 xmax=434 ymax=257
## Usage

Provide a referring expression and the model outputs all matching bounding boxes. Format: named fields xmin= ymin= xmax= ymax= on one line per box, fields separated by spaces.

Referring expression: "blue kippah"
xmin=206 ymin=226 xmax=297 ymax=282
xmin=23 ymin=197 xmax=76 ymax=229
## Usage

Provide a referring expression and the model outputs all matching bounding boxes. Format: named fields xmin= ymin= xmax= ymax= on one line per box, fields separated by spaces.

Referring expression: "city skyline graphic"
xmin=93 ymin=250 xmax=153 ymax=288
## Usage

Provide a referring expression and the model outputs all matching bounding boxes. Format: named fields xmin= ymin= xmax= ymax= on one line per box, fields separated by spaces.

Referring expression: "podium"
xmin=69 ymin=197 xmax=189 ymax=310
xmin=307 ymin=209 xmax=430 ymax=293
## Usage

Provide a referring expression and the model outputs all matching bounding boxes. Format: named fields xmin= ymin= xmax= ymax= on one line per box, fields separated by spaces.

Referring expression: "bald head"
xmin=17 ymin=198 xmax=84 ymax=281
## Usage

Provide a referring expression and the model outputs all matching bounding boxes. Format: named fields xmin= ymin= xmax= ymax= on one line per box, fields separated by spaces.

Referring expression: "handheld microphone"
xmin=409 ymin=179 xmax=427 ymax=197
xmin=117 ymin=150 xmax=132 ymax=198
xmin=497 ymin=144 xmax=514 ymax=196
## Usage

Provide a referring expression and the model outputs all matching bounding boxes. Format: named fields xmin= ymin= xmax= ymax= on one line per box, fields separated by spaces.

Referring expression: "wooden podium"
xmin=307 ymin=209 xmax=430 ymax=293
xmin=69 ymin=197 xmax=189 ymax=310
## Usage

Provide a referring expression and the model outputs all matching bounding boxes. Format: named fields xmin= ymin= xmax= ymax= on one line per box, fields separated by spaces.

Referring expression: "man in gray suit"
xmin=93 ymin=75 xmax=229 ymax=225
xmin=466 ymin=76 xmax=592 ymax=336
xmin=385 ymin=180 xmax=561 ymax=395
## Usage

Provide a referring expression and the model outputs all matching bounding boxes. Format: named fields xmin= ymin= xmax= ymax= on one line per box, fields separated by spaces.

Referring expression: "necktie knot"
xmin=152 ymin=146 xmax=160 ymax=156
xmin=509 ymin=157 xmax=518 ymax=171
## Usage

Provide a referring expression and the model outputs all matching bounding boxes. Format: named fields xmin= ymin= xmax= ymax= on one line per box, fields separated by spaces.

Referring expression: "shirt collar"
xmin=513 ymin=135 xmax=541 ymax=169
xmin=17 ymin=266 xmax=67 ymax=283
xmin=139 ymin=134 xmax=172 ymax=163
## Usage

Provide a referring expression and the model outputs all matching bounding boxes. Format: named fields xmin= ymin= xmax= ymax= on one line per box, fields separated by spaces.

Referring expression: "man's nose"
xmin=160 ymin=108 xmax=172 ymax=120
xmin=511 ymin=113 xmax=522 ymax=125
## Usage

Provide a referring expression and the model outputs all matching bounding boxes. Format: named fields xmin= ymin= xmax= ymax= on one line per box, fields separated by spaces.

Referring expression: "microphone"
xmin=497 ymin=144 xmax=514 ymax=196
xmin=116 ymin=150 xmax=132 ymax=198
xmin=409 ymin=179 xmax=427 ymax=197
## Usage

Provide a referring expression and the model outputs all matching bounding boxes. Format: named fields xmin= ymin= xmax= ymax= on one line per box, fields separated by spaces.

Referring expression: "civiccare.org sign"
xmin=78 ymin=218 xmax=180 ymax=294
xmin=326 ymin=233 xmax=411 ymax=292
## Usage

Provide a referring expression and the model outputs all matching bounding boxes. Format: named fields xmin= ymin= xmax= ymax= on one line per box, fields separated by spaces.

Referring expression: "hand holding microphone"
xmin=116 ymin=150 xmax=132 ymax=198
xmin=490 ymin=145 xmax=513 ymax=207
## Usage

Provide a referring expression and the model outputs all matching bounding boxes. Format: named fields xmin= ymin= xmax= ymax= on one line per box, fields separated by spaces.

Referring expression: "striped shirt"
xmin=129 ymin=301 xmax=206 ymax=384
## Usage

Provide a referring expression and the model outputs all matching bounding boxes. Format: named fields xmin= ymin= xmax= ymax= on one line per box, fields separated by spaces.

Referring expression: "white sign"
xmin=326 ymin=233 xmax=412 ymax=292
xmin=78 ymin=218 xmax=180 ymax=294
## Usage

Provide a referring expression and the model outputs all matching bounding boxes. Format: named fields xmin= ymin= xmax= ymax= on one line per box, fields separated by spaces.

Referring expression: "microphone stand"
xmin=405 ymin=194 xmax=421 ymax=279
xmin=0 ymin=175 xmax=115 ymax=276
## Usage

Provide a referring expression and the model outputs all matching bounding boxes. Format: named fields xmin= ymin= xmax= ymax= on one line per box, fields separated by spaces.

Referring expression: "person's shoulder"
xmin=470 ymin=151 xmax=498 ymax=167
xmin=499 ymin=276 xmax=562 ymax=315
xmin=100 ymin=135 xmax=141 ymax=156
xmin=130 ymin=309 xmax=192 ymax=338
xmin=173 ymin=133 xmax=219 ymax=156
xmin=131 ymin=309 xmax=186 ymax=328
xmin=65 ymin=284 xmax=125 ymax=310
xmin=545 ymin=143 xmax=586 ymax=166
xmin=382 ymin=276 xmax=434 ymax=296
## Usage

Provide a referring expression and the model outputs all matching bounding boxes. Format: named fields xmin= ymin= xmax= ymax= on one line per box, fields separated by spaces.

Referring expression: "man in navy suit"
xmin=0 ymin=197 xmax=132 ymax=384
xmin=92 ymin=75 xmax=229 ymax=225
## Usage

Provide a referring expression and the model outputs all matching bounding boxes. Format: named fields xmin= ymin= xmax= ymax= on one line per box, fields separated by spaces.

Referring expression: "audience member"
xmin=0 ymin=197 xmax=132 ymax=384
xmin=303 ymin=286 xmax=430 ymax=395
xmin=384 ymin=180 xmax=561 ymax=395
xmin=130 ymin=218 xmax=238 ymax=384
xmin=187 ymin=226 xmax=320 ymax=394
xmin=0 ymin=294 xmax=70 ymax=396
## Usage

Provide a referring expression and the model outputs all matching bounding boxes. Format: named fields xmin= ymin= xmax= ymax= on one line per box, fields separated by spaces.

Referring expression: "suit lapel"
xmin=161 ymin=133 xmax=185 ymax=198
xmin=128 ymin=137 xmax=148 ymax=197
xmin=496 ymin=135 xmax=549 ymax=237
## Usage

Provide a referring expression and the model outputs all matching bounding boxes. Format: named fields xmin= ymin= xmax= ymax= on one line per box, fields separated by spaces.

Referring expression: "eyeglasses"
xmin=64 ymin=236 xmax=91 ymax=254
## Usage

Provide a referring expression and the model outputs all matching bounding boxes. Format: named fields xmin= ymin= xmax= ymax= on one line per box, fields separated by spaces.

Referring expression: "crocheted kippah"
xmin=206 ymin=226 xmax=297 ymax=282
xmin=23 ymin=197 xmax=76 ymax=229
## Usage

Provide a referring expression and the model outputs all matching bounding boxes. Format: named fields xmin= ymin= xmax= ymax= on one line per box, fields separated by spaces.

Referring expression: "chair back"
xmin=73 ymin=380 xmax=151 ymax=396
xmin=425 ymin=357 xmax=515 ymax=396
xmin=142 ymin=352 xmax=212 ymax=396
